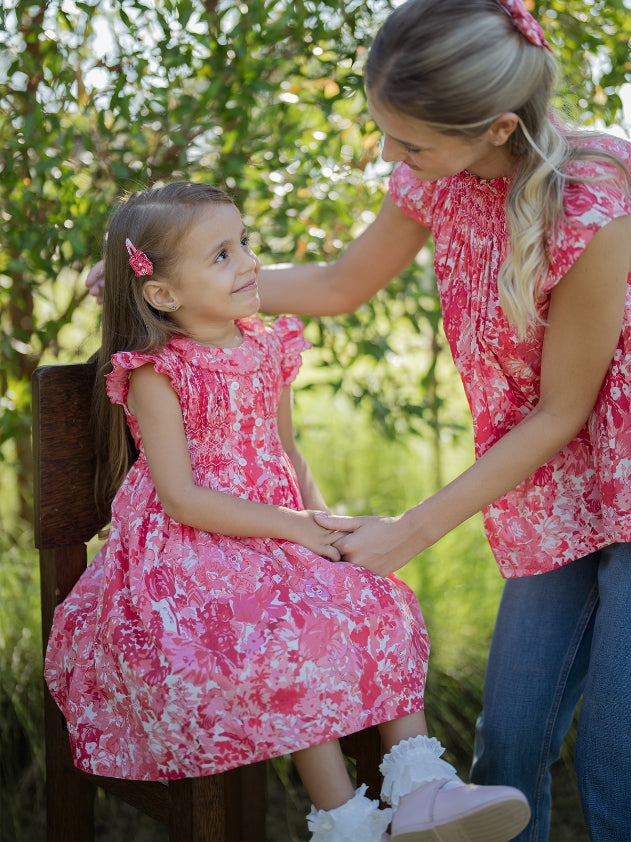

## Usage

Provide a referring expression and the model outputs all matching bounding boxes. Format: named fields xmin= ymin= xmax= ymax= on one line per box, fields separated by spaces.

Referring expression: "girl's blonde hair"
xmin=365 ymin=0 xmax=630 ymax=334
xmin=93 ymin=181 xmax=235 ymax=516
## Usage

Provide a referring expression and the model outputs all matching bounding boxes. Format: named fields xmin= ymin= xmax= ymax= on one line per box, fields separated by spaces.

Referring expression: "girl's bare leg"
xmin=293 ymin=739 xmax=355 ymax=810
xmin=293 ymin=712 xmax=429 ymax=808
xmin=378 ymin=710 xmax=428 ymax=751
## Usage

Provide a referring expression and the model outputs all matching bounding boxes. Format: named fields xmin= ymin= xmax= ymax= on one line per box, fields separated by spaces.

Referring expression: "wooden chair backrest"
xmin=32 ymin=360 xmax=110 ymax=652
xmin=33 ymin=360 xmax=105 ymax=552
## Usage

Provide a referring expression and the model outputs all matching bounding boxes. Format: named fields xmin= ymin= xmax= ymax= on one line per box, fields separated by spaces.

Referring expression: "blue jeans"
xmin=470 ymin=543 xmax=631 ymax=841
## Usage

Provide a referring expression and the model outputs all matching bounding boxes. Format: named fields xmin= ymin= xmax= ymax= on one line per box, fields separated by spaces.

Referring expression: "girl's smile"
xmin=233 ymin=278 xmax=258 ymax=295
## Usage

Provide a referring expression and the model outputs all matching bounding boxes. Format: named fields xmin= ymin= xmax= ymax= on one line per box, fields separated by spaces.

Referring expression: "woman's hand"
xmin=314 ymin=512 xmax=420 ymax=576
xmin=86 ymin=259 xmax=105 ymax=303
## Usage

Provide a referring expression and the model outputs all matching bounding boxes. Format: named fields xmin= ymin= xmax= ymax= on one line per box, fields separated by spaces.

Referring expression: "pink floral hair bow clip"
xmin=498 ymin=0 xmax=552 ymax=52
xmin=126 ymin=238 xmax=153 ymax=277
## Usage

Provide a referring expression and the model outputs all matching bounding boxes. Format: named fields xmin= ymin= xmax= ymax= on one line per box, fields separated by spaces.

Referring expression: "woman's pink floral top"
xmin=44 ymin=316 xmax=429 ymax=781
xmin=390 ymin=134 xmax=631 ymax=578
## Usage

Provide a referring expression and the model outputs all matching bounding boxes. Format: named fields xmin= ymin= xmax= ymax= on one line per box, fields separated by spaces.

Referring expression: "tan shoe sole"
xmin=392 ymin=795 xmax=531 ymax=842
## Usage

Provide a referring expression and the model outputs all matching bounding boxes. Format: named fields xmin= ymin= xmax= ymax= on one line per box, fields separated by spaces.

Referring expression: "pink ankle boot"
xmin=380 ymin=736 xmax=530 ymax=842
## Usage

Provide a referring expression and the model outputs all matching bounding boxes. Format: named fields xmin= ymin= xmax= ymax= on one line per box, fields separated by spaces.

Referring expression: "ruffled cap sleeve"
xmin=273 ymin=315 xmax=311 ymax=385
xmin=106 ymin=348 xmax=179 ymax=408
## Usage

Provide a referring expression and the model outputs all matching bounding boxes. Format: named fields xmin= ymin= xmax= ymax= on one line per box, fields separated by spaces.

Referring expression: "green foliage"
xmin=537 ymin=0 xmax=631 ymax=124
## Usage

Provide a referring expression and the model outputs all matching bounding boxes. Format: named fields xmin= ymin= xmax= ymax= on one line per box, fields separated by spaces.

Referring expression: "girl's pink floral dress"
xmin=45 ymin=316 xmax=429 ymax=781
xmin=390 ymin=133 xmax=631 ymax=578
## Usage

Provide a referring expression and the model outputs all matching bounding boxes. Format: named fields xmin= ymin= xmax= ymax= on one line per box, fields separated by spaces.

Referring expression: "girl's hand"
xmin=86 ymin=259 xmax=105 ymax=304
xmin=314 ymin=512 xmax=417 ymax=577
xmin=290 ymin=510 xmax=344 ymax=562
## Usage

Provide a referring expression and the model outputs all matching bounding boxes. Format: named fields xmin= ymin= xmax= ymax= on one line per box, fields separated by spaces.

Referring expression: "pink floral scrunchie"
xmin=498 ymin=0 xmax=552 ymax=52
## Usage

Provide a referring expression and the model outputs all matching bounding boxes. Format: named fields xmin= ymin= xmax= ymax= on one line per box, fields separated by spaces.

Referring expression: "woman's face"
xmin=367 ymin=91 xmax=517 ymax=181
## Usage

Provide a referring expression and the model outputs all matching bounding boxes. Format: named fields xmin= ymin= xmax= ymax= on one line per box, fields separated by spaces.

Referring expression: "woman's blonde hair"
xmin=365 ymin=0 xmax=630 ymax=334
xmin=93 ymin=181 xmax=235 ymax=516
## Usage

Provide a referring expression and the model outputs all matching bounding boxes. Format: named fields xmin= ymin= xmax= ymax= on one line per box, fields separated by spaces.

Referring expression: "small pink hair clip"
xmin=125 ymin=238 xmax=153 ymax=277
xmin=498 ymin=0 xmax=552 ymax=52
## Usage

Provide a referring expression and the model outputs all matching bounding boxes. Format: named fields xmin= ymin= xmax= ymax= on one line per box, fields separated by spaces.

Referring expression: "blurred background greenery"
xmin=1 ymin=0 xmax=629 ymax=839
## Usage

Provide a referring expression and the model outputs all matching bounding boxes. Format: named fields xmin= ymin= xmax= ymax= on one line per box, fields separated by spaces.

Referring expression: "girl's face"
xmin=150 ymin=203 xmax=260 ymax=345
xmin=367 ymin=92 xmax=516 ymax=181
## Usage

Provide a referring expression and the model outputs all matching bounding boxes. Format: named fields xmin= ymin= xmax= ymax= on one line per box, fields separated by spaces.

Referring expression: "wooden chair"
xmin=32 ymin=359 xmax=382 ymax=841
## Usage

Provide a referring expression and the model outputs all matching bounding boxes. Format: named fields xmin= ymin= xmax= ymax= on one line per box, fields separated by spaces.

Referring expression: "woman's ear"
xmin=142 ymin=280 xmax=179 ymax=312
xmin=488 ymin=112 xmax=519 ymax=147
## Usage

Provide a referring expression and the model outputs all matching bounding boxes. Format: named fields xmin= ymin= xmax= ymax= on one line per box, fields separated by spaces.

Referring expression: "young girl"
xmin=245 ymin=2 xmax=631 ymax=840
xmin=46 ymin=181 xmax=530 ymax=842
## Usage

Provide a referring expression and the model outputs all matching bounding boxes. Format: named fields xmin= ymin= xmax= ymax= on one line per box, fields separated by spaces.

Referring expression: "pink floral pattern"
xmin=390 ymin=135 xmax=631 ymax=578
xmin=45 ymin=316 xmax=429 ymax=780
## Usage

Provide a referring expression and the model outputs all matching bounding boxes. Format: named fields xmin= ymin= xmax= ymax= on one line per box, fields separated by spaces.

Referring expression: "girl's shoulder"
xmin=238 ymin=316 xmax=311 ymax=386
xmin=106 ymin=345 xmax=180 ymax=406
xmin=271 ymin=315 xmax=309 ymax=349
xmin=109 ymin=343 xmax=180 ymax=377
xmin=240 ymin=315 xmax=310 ymax=351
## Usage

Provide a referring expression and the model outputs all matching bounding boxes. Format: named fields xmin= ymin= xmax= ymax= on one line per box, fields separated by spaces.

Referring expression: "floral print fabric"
xmin=45 ymin=316 xmax=429 ymax=780
xmin=390 ymin=134 xmax=631 ymax=577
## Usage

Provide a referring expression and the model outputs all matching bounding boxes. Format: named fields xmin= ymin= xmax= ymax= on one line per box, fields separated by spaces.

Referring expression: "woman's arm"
xmin=276 ymin=385 xmax=328 ymax=511
xmin=258 ymin=193 xmax=431 ymax=316
xmin=128 ymin=365 xmax=342 ymax=560
xmin=319 ymin=214 xmax=631 ymax=574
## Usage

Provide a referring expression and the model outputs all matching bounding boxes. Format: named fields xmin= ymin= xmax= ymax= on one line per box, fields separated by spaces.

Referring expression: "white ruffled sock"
xmin=307 ymin=783 xmax=392 ymax=842
xmin=379 ymin=735 xmax=462 ymax=808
